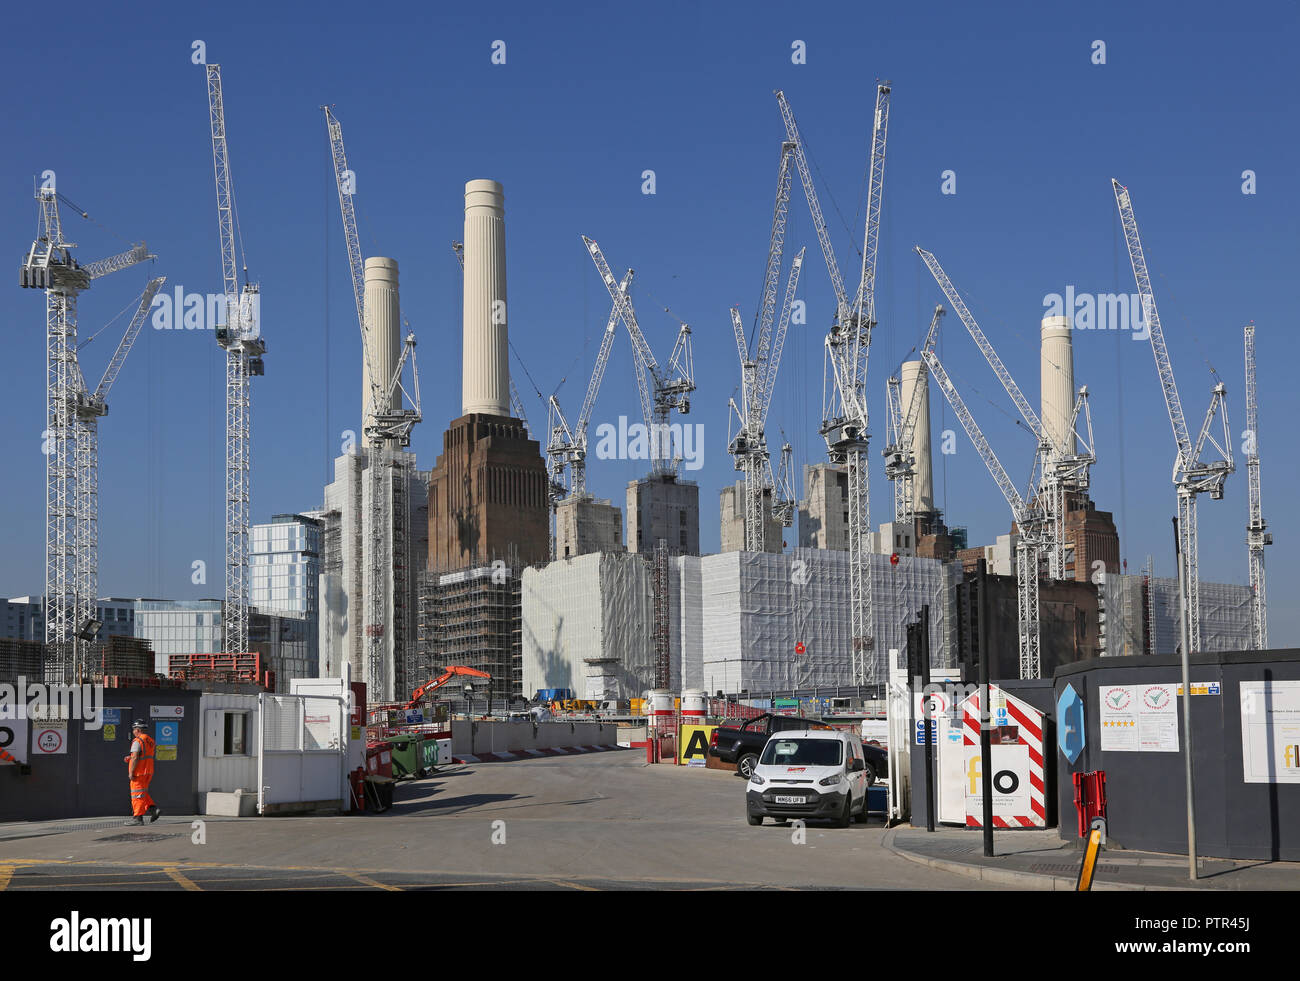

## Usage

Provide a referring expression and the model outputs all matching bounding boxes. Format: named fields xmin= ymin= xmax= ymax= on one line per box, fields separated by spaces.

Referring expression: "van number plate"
xmin=775 ymin=795 xmax=805 ymax=804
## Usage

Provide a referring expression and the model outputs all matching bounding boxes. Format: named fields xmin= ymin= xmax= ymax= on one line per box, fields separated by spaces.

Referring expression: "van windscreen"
xmin=761 ymin=739 xmax=843 ymax=767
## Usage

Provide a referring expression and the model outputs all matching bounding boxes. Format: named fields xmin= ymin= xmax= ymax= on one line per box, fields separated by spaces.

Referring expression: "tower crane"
xmin=323 ymin=105 xmax=421 ymax=700
xmin=728 ymin=139 xmax=805 ymax=552
xmin=75 ymin=276 xmax=166 ymax=663
xmin=771 ymin=439 xmax=797 ymax=530
xmin=923 ymin=348 xmax=1047 ymax=678
xmin=582 ymin=236 xmax=695 ymax=477
xmin=883 ymin=304 xmax=944 ymax=523
xmin=20 ymin=189 xmax=154 ymax=680
xmin=1112 ymin=179 xmax=1233 ymax=654
xmin=546 ymin=269 xmax=632 ymax=506
xmin=776 ymin=82 xmax=890 ymax=685
xmin=728 ymin=249 xmax=804 ymax=551
xmin=208 ymin=65 xmax=266 ymax=657
xmin=916 ymin=247 xmax=1095 ymax=578
xmin=1243 ymin=323 xmax=1269 ymax=649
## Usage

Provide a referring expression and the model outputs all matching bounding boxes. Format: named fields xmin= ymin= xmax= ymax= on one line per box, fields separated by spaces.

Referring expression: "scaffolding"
xmin=0 ymin=639 xmax=44 ymax=683
xmin=654 ymin=539 xmax=670 ymax=688
xmin=1102 ymin=571 xmax=1252 ymax=656
xmin=419 ymin=551 xmax=523 ymax=698
xmin=96 ymin=635 xmax=154 ymax=680
xmin=390 ymin=453 xmax=411 ymax=699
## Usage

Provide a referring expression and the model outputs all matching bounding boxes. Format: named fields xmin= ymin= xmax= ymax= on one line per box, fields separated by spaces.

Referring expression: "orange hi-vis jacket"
xmin=130 ymin=733 xmax=156 ymax=783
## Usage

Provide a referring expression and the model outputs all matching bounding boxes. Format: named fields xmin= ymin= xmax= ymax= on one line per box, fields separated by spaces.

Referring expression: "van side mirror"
xmin=851 ymin=759 xmax=864 ymax=772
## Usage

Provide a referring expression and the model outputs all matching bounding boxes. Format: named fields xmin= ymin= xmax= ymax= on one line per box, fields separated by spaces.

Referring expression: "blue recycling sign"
xmin=1057 ymin=683 xmax=1085 ymax=764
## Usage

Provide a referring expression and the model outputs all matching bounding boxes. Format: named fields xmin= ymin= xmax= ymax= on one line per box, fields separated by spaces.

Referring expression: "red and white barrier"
xmin=960 ymin=685 xmax=1046 ymax=829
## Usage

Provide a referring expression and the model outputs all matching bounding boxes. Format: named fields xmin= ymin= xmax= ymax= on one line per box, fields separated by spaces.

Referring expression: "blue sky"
xmin=2 ymin=1 xmax=1296 ymax=645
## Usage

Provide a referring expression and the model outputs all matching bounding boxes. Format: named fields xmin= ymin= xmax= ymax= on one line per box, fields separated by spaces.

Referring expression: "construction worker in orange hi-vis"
xmin=123 ymin=720 xmax=160 ymax=826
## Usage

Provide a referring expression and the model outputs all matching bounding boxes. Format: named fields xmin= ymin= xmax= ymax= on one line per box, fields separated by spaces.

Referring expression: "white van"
xmin=745 ymin=729 xmax=871 ymax=827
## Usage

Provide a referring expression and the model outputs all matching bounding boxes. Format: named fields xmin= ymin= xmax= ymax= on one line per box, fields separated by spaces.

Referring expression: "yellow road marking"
xmin=342 ymin=871 xmax=402 ymax=891
xmin=0 ymin=865 xmax=12 ymax=891
xmin=0 ymin=857 xmax=775 ymax=890
xmin=545 ymin=878 xmax=599 ymax=891
xmin=163 ymin=866 xmax=202 ymax=892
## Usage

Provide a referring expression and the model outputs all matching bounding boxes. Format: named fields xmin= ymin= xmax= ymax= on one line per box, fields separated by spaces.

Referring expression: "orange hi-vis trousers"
xmin=130 ymin=778 xmax=155 ymax=817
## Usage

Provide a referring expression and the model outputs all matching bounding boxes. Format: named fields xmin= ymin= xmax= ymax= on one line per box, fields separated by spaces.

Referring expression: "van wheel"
xmin=737 ymin=754 xmax=759 ymax=779
xmin=747 ymin=812 xmax=763 ymax=826
xmin=835 ymin=793 xmax=852 ymax=828
xmin=854 ymin=794 xmax=869 ymax=823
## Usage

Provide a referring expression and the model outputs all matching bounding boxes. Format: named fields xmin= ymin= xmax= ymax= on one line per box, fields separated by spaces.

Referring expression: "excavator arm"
xmin=405 ymin=666 xmax=491 ymax=710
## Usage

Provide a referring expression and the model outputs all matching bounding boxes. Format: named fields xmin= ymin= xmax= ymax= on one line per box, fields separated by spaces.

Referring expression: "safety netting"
xmin=521 ymin=552 xmax=655 ymax=700
xmin=684 ymin=548 xmax=954 ymax=691
xmin=1101 ymin=573 xmax=1252 ymax=655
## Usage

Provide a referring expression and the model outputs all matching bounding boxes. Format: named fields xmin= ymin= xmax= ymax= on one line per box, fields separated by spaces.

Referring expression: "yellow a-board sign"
xmin=679 ymin=725 xmax=716 ymax=766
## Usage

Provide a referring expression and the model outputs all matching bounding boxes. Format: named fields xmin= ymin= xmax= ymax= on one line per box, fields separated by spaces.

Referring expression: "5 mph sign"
xmin=32 ymin=718 xmax=68 ymax=755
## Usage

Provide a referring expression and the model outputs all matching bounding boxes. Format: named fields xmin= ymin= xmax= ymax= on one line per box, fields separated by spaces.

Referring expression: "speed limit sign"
xmin=32 ymin=719 xmax=67 ymax=755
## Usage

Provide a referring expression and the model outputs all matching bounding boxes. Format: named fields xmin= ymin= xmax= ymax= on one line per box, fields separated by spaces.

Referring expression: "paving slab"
xmin=885 ymin=825 xmax=1300 ymax=890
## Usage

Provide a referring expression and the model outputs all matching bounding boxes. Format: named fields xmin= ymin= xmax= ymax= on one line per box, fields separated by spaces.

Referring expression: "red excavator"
xmin=404 ymin=666 xmax=491 ymax=710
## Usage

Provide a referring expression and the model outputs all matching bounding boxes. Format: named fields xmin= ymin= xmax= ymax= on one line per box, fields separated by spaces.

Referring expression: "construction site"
xmin=7 ymin=60 xmax=1275 ymax=712
xmin=3 ymin=11 xmax=1294 ymax=907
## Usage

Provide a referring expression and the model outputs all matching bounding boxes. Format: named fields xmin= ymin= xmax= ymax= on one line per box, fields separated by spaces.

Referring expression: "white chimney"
xmin=462 ymin=179 xmax=510 ymax=416
xmin=362 ymin=256 xmax=400 ymax=448
xmin=900 ymin=360 xmax=934 ymax=514
xmin=1041 ymin=314 xmax=1075 ymax=456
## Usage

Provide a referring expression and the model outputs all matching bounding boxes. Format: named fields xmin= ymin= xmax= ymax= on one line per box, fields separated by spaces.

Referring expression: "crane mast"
xmin=76 ymin=277 xmax=165 ymax=669
xmin=730 ymin=140 xmax=803 ymax=552
xmin=1243 ymin=324 xmax=1269 ymax=649
xmin=208 ymin=65 xmax=265 ymax=658
xmin=547 ymin=269 xmax=631 ymax=502
xmin=20 ymin=189 xmax=153 ymax=681
xmin=583 ymin=237 xmax=694 ymax=477
xmin=1113 ymin=179 xmax=1233 ymax=654
xmin=323 ymin=105 xmax=421 ymax=700
xmin=924 ymin=348 xmax=1045 ymax=678
xmin=779 ymin=83 xmax=889 ymax=685
xmin=883 ymin=304 xmax=944 ymax=523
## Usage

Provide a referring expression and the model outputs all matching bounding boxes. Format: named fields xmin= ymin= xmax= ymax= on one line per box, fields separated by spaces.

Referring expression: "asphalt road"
xmin=0 ymin=751 xmax=1000 ymax=890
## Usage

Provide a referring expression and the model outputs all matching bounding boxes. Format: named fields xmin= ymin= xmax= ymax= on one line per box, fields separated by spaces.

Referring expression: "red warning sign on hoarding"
xmin=32 ymin=718 xmax=68 ymax=755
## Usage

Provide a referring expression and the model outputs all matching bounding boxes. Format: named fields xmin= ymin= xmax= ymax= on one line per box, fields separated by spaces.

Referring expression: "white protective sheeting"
xmin=522 ymin=551 xmax=655 ymax=699
xmin=1101 ymin=573 xmax=1252 ymax=655
xmin=684 ymin=548 xmax=952 ymax=691
xmin=675 ymin=556 xmax=704 ymax=693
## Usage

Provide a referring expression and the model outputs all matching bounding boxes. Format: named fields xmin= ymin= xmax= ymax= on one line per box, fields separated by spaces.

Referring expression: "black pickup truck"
xmin=709 ymin=712 xmax=889 ymax=781
xmin=708 ymin=713 xmax=826 ymax=779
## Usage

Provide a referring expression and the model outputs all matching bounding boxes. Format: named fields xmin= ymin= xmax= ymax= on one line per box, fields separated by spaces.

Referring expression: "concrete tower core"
xmin=363 ymin=257 xmax=401 ymax=448
xmin=899 ymin=360 xmax=934 ymax=514
xmin=462 ymin=179 xmax=510 ymax=417
xmin=1041 ymin=314 xmax=1075 ymax=456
